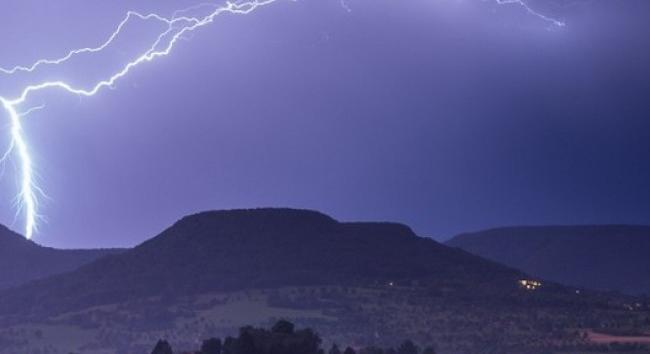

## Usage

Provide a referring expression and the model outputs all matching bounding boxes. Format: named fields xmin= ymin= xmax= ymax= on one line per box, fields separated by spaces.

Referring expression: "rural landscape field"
xmin=0 ymin=0 xmax=649 ymax=353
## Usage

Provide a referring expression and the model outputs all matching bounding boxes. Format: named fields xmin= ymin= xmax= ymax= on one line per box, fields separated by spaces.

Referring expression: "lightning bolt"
xmin=340 ymin=0 xmax=352 ymax=13
xmin=0 ymin=0 xmax=563 ymax=240
xmin=494 ymin=0 xmax=566 ymax=27
xmin=0 ymin=0 xmax=281 ymax=239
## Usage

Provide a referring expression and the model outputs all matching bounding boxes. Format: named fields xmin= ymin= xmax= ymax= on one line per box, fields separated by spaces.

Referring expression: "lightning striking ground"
xmin=0 ymin=0 xmax=281 ymax=239
xmin=0 ymin=0 xmax=563 ymax=240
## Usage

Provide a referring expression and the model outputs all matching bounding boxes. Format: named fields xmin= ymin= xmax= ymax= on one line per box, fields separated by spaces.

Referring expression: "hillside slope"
xmin=447 ymin=225 xmax=650 ymax=295
xmin=0 ymin=225 xmax=123 ymax=290
xmin=0 ymin=210 xmax=647 ymax=354
xmin=0 ymin=208 xmax=522 ymax=317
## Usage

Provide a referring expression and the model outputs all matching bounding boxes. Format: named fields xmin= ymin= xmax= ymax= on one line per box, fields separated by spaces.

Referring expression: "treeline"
xmin=151 ymin=320 xmax=437 ymax=354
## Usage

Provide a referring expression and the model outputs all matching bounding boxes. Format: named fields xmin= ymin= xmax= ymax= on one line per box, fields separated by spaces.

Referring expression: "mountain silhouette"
xmin=447 ymin=225 xmax=650 ymax=295
xmin=0 ymin=224 xmax=123 ymax=290
xmin=0 ymin=210 xmax=647 ymax=354
xmin=0 ymin=208 xmax=522 ymax=317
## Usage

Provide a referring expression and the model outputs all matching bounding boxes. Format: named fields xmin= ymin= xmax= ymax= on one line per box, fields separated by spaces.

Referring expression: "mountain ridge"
xmin=0 ymin=224 xmax=124 ymax=290
xmin=0 ymin=209 xmax=648 ymax=354
xmin=447 ymin=224 xmax=650 ymax=295
xmin=0 ymin=208 xmax=523 ymax=318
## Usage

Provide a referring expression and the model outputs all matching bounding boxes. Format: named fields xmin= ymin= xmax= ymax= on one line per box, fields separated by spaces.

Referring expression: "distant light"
xmin=519 ymin=279 xmax=542 ymax=291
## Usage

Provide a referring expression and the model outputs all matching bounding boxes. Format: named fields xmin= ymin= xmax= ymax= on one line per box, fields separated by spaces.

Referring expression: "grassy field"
xmin=0 ymin=288 xmax=333 ymax=354
xmin=0 ymin=285 xmax=647 ymax=354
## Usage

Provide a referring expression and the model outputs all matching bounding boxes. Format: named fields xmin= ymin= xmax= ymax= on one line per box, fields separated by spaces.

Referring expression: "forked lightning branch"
xmin=0 ymin=0 xmax=563 ymax=240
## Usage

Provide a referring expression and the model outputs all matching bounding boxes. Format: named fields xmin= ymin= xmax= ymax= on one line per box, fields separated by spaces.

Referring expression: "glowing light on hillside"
xmin=519 ymin=279 xmax=542 ymax=291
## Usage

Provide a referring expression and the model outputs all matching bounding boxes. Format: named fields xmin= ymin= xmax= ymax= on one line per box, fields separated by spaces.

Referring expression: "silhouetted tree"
xmin=421 ymin=346 xmax=436 ymax=354
xmin=238 ymin=327 xmax=257 ymax=354
xmin=360 ymin=346 xmax=384 ymax=354
xmin=272 ymin=319 xmax=295 ymax=334
xmin=329 ymin=344 xmax=342 ymax=354
xmin=397 ymin=340 xmax=419 ymax=354
xmin=222 ymin=336 xmax=237 ymax=354
xmin=201 ymin=338 xmax=222 ymax=354
xmin=289 ymin=328 xmax=321 ymax=354
xmin=150 ymin=322 xmax=440 ymax=354
xmin=152 ymin=340 xmax=173 ymax=354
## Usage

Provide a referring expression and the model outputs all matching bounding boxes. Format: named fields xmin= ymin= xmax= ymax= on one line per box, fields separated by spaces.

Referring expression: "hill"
xmin=0 ymin=209 xmax=522 ymax=317
xmin=0 ymin=224 xmax=123 ymax=290
xmin=447 ymin=225 xmax=650 ymax=295
xmin=0 ymin=210 xmax=647 ymax=354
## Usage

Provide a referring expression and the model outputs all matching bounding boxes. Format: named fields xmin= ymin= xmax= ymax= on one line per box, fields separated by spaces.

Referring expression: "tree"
xmin=329 ymin=344 xmax=342 ymax=354
xmin=201 ymin=338 xmax=222 ymax=354
xmin=288 ymin=328 xmax=321 ymax=354
xmin=222 ymin=336 xmax=237 ymax=354
xmin=360 ymin=346 xmax=384 ymax=354
xmin=421 ymin=346 xmax=436 ymax=354
xmin=397 ymin=340 xmax=419 ymax=354
xmin=343 ymin=347 xmax=357 ymax=354
xmin=151 ymin=340 xmax=173 ymax=354
xmin=238 ymin=328 xmax=257 ymax=354
xmin=272 ymin=319 xmax=295 ymax=334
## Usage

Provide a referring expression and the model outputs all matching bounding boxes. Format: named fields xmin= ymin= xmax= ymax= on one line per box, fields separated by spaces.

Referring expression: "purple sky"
xmin=1 ymin=0 xmax=649 ymax=248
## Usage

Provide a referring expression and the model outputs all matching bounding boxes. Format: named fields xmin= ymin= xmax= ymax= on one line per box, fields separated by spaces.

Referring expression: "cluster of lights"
xmin=519 ymin=279 xmax=542 ymax=291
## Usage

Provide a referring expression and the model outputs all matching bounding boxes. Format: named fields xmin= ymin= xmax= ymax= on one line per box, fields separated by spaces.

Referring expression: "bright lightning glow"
xmin=340 ymin=0 xmax=352 ymax=13
xmin=0 ymin=0 xmax=564 ymax=240
xmin=0 ymin=98 xmax=38 ymax=239
xmin=495 ymin=0 xmax=565 ymax=27
xmin=0 ymin=12 xmax=196 ymax=76
xmin=0 ymin=0 xmax=281 ymax=239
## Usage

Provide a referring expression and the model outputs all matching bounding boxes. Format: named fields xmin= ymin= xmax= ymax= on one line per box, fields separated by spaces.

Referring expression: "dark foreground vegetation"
xmin=148 ymin=319 xmax=650 ymax=354
xmin=150 ymin=320 xmax=436 ymax=354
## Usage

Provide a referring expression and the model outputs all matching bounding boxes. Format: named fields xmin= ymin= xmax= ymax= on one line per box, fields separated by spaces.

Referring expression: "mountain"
xmin=0 ymin=210 xmax=647 ymax=354
xmin=0 ymin=208 xmax=522 ymax=317
xmin=447 ymin=225 xmax=650 ymax=295
xmin=0 ymin=224 xmax=124 ymax=290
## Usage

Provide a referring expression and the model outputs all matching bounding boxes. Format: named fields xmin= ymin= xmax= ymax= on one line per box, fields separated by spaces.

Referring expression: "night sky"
xmin=0 ymin=0 xmax=649 ymax=248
